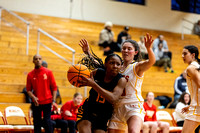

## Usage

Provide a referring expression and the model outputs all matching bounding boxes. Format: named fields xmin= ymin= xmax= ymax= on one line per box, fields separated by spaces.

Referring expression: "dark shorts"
xmin=76 ymin=101 xmax=109 ymax=131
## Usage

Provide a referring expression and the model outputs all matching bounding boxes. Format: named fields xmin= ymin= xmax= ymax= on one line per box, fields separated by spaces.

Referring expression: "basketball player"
xmin=79 ymin=33 xmax=155 ymax=133
xmin=76 ymin=54 xmax=127 ymax=133
xmin=181 ymin=45 xmax=200 ymax=133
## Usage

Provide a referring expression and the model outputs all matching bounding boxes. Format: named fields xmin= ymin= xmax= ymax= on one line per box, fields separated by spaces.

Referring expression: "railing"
xmin=181 ymin=18 xmax=195 ymax=40
xmin=0 ymin=6 xmax=30 ymax=55
xmin=37 ymin=28 xmax=75 ymax=65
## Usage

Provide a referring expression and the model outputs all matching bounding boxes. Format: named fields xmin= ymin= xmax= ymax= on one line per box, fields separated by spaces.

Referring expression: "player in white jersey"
xmin=79 ymin=33 xmax=155 ymax=133
xmin=108 ymin=34 xmax=155 ymax=133
xmin=181 ymin=45 xmax=200 ymax=133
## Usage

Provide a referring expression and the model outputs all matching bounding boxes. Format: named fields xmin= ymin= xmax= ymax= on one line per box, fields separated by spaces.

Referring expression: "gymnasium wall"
xmin=0 ymin=0 xmax=200 ymax=34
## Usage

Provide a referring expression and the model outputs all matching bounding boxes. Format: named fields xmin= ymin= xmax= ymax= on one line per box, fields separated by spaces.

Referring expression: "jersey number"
xmin=96 ymin=93 xmax=105 ymax=103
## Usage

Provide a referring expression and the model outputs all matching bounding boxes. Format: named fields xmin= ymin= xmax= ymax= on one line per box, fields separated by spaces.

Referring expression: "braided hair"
xmin=78 ymin=48 xmax=122 ymax=70
xmin=78 ymin=47 xmax=104 ymax=70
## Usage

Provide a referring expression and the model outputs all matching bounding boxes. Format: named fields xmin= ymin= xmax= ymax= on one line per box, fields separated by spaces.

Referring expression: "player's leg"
xmin=77 ymin=120 xmax=92 ymax=133
xmin=182 ymin=119 xmax=200 ymax=133
xmin=127 ymin=115 xmax=143 ymax=133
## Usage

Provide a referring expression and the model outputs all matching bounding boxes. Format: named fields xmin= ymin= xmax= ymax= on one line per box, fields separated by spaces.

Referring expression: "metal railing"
xmin=181 ymin=18 xmax=195 ymax=40
xmin=37 ymin=28 xmax=75 ymax=65
xmin=0 ymin=6 xmax=30 ymax=55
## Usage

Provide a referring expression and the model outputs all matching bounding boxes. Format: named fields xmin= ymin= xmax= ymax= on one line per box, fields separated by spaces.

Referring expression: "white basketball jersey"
xmin=186 ymin=61 xmax=200 ymax=106
xmin=117 ymin=62 xmax=144 ymax=104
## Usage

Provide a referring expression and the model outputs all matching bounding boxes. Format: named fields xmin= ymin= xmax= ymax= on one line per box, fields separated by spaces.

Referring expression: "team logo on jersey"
xmin=43 ymin=74 xmax=47 ymax=79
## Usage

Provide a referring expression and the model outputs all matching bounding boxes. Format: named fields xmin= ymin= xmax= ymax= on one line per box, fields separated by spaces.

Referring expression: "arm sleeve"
xmin=61 ymin=102 xmax=71 ymax=118
xmin=152 ymin=39 xmax=158 ymax=51
xmin=49 ymin=71 xmax=57 ymax=91
xmin=117 ymin=33 xmax=122 ymax=44
xmin=100 ymin=31 xmax=109 ymax=42
xmin=163 ymin=40 xmax=168 ymax=50
xmin=26 ymin=74 xmax=32 ymax=92
xmin=174 ymin=77 xmax=183 ymax=95
xmin=154 ymin=50 xmax=159 ymax=61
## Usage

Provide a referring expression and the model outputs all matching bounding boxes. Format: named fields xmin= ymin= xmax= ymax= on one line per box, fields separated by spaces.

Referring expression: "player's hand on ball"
xmin=78 ymin=73 xmax=94 ymax=87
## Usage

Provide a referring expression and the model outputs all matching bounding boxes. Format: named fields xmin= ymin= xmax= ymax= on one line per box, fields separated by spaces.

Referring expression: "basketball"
xmin=67 ymin=64 xmax=90 ymax=87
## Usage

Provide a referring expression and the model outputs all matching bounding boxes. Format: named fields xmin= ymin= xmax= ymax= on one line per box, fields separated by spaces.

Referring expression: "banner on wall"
xmin=112 ymin=0 xmax=145 ymax=5
xmin=171 ymin=0 xmax=200 ymax=14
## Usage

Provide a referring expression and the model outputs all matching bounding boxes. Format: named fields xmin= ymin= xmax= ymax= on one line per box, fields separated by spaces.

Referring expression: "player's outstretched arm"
xmin=136 ymin=33 xmax=156 ymax=76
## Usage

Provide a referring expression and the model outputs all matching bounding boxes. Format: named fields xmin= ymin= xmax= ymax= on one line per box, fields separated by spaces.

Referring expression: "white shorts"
xmin=108 ymin=102 xmax=145 ymax=131
xmin=185 ymin=106 xmax=200 ymax=122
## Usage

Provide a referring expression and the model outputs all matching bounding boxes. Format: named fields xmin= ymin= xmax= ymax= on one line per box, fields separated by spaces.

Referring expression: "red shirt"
xmin=61 ymin=100 xmax=81 ymax=121
xmin=143 ymin=102 xmax=157 ymax=121
xmin=26 ymin=66 xmax=57 ymax=104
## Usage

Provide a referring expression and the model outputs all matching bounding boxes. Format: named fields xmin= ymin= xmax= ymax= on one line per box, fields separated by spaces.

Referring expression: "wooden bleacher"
xmin=0 ymin=11 xmax=199 ymax=130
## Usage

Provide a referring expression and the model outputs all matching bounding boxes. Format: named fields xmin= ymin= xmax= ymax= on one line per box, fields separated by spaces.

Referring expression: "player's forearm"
xmin=147 ymin=48 xmax=156 ymax=66
xmin=91 ymin=82 xmax=118 ymax=104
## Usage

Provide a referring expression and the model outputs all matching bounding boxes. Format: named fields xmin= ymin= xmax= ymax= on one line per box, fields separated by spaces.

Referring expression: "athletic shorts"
xmin=76 ymin=101 xmax=109 ymax=131
xmin=108 ymin=102 xmax=145 ymax=131
xmin=185 ymin=106 xmax=200 ymax=122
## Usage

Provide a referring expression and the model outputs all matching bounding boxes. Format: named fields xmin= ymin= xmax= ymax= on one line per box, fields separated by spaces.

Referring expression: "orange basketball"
xmin=67 ymin=64 xmax=90 ymax=87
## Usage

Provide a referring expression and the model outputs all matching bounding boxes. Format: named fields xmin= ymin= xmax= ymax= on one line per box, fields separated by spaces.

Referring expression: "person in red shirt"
xmin=143 ymin=92 xmax=170 ymax=133
xmin=27 ymin=54 xmax=57 ymax=133
xmin=61 ymin=92 xmax=83 ymax=133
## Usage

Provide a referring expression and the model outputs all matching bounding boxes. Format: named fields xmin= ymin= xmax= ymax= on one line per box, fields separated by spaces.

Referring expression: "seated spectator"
xmin=117 ymin=26 xmax=131 ymax=49
xmin=98 ymin=21 xmax=121 ymax=55
xmin=154 ymin=42 xmax=174 ymax=73
xmin=153 ymin=35 xmax=172 ymax=60
xmin=193 ymin=20 xmax=200 ymax=36
xmin=143 ymin=92 xmax=170 ymax=133
xmin=169 ymin=70 xmax=188 ymax=108
xmin=174 ymin=70 xmax=188 ymax=101
xmin=138 ymin=35 xmax=148 ymax=59
xmin=50 ymin=106 xmax=68 ymax=133
xmin=61 ymin=92 xmax=83 ymax=133
xmin=174 ymin=92 xmax=191 ymax=127
xmin=174 ymin=92 xmax=200 ymax=133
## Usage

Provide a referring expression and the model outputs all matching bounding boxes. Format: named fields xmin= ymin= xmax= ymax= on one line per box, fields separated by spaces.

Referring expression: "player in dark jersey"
xmin=76 ymin=53 xmax=127 ymax=133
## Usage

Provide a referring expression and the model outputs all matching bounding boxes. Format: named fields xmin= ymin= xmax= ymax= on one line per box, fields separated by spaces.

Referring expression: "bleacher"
xmin=0 ymin=10 xmax=199 ymax=132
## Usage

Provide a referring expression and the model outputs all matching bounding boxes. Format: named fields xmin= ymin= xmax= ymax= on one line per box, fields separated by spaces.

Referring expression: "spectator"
xmin=143 ymin=92 xmax=170 ymax=133
xmin=61 ymin=92 xmax=83 ymax=133
xmin=174 ymin=70 xmax=188 ymax=102
xmin=153 ymin=35 xmax=172 ymax=60
xmin=117 ymin=26 xmax=131 ymax=49
xmin=174 ymin=92 xmax=200 ymax=133
xmin=26 ymin=54 xmax=57 ymax=133
xmin=174 ymin=92 xmax=191 ymax=127
xmin=23 ymin=61 xmax=62 ymax=105
xmin=193 ymin=20 xmax=200 ymax=36
xmin=138 ymin=35 xmax=148 ymax=59
xmin=98 ymin=21 xmax=121 ymax=55
xmin=51 ymin=106 xmax=68 ymax=133
xmin=169 ymin=70 xmax=188 ymax=108
xmin=154 ymin=42 xmax=174 ymax=73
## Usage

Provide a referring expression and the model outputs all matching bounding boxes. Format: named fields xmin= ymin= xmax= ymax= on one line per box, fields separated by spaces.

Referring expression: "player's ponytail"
xmin=78 ymin=46 xmax=104 ymax=70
